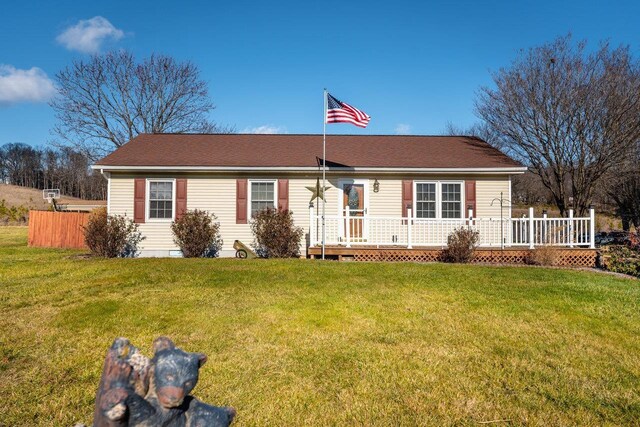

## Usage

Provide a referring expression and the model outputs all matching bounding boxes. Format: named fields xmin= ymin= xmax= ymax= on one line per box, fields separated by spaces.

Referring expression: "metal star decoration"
xmin=306 ymin=177 xmax=330 ymax=202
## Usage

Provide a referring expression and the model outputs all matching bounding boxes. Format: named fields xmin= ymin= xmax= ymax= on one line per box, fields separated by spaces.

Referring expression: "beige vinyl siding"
xmin=109 ymin=176 xmax=178 ymax=251
xmin=476 ymin=177 xmax=511 ymax=218
xmin=108 ymin=176 xmax=134 ymax=216
xmin=188 ymin=175 xmax=341 ymax=255
xmin=368 ymin=177 xmax=402 ymax=217
xmin=108 ymin=173 xmax=513 ymax=255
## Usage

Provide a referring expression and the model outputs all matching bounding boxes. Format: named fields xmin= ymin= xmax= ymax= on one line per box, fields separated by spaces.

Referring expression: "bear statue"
xmin=92 ymin=337 xmax=235 ymax=427
xmin=93 ymin=338 xmax=150 ymax=427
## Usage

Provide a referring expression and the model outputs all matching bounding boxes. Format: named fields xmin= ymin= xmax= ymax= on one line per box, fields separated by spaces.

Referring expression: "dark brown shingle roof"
xmin=95 ymin=133 xmax=523 ymax=170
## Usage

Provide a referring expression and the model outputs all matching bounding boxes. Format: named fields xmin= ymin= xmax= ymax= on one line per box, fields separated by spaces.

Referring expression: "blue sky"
xmin=1 ymin=0 xmax=639 ymax=147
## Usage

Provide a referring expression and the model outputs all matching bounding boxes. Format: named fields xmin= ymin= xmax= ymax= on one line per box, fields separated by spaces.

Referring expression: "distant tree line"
xmin=0 ymin=143 xmax=106 ymax=200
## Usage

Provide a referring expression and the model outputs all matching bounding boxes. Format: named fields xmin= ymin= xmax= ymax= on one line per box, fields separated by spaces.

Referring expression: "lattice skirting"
xmin=351 ymin=248 xmax=597 ymax=267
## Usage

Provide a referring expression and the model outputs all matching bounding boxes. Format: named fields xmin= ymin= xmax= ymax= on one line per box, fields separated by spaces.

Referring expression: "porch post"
xmin=589 ymin=205 xmax=596 ymax=249
xmin=345 ymin=206 xmax=351 ymax=248
xmin=529 ymin=207 xmax=535 ymax=249
xmin=407 ymin=208 xmax=413 ymax=249
xmin=309 ymin=202 xmax=315 ymax=247
xmin=568 ymin=209 xmax=574 ymax=248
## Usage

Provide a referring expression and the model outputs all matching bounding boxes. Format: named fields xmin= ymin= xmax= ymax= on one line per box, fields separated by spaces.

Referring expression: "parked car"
xmin=595 ymin=231 xmax=632 ymax=246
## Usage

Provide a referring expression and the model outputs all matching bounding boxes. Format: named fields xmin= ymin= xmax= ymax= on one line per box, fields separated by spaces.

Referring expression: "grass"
xmin=1 ymin=226 xmax=639 ymax=426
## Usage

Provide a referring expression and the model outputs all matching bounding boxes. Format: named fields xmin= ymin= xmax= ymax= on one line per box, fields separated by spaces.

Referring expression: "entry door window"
xmin=342 ymin=183 xmax=365 ymax=240
xmin=343 ymin=184 xmax=364 ymax=215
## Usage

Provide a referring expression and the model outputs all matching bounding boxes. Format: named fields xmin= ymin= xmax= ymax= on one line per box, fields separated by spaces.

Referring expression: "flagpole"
xmin=322 ymin=88 xmax=327 ymax=260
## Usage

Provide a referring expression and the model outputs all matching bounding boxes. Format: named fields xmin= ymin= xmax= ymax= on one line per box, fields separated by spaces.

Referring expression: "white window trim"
xmin=146 ymin=178 xmax=176 ymax=222
xmin=413 ymin=180 xmax=465 ymax=220
xmin=248 ymin=179 xmax=278 ymax=219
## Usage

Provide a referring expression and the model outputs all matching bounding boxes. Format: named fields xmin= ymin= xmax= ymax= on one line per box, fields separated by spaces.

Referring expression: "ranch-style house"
xmin=92 ymin=133 xmax=596 ymax=258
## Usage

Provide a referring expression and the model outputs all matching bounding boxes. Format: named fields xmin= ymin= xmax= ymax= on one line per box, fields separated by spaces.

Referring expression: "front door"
xmin=343 ymin=183 xmax=365 ymax=241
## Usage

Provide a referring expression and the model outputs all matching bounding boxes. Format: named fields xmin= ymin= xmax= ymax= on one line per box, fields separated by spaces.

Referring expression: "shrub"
xmin=442 ymin=227 xmax=479 ymax=263
xmin=0 ymin=200 xmax=29 ymax=224
xmin=171 ymin=209 xmax=223 ymax=258
xmin=603 ymin=245 xmax=640 ymax=277
xmin=250 ymin=208 xmax=304 ymax=258
xmin=83 ymin=207 xmax=144 ymax=258
xmin=527 ymin=246 xmax=561 ymax=266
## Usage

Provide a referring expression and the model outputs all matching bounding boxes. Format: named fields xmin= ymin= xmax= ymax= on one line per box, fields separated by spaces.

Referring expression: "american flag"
xmin=326 ymin=93 xmax=371 ymax=128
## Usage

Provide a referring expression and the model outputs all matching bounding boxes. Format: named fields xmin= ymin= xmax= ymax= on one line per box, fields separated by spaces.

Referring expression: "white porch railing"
xmin=309 ymin=205 xmax=596 ymax=249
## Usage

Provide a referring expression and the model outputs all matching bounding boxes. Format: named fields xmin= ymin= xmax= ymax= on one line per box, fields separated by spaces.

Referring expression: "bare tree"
xmin=51 ymin=51 xmax=229 ymax=160
xmin=476 ymin=35 xmax=640 ymax=216
xmin=444 ymin=121 xmax=508 ymax=152
xmin=445 ymin=121 xmax=553 ymax=206
xmin=605 ymin=141 xmax=640 ymax=230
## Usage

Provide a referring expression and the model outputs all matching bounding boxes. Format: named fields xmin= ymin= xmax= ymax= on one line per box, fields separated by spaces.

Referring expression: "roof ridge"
xmin=143 ymin=132 xmax=481 ymax=138
xmin=96 ymin=133 xmax=523 ymax=169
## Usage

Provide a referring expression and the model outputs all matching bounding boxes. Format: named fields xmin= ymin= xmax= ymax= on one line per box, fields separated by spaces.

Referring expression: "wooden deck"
xmin=308 ymin=246 xmax=598 ymax=267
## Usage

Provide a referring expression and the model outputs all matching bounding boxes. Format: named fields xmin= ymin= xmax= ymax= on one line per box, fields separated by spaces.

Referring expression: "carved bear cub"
xmin=93 ymin=337 xmax=235 ymax=427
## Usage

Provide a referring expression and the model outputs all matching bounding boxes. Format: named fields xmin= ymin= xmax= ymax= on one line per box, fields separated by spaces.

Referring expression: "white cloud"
xmin=395 ymin=124 xmax=411 ymax=135
xmin=56 ymin=16 xmax=124 ymax=53
xmin=242 ymin=125 xmax=287 ymax=134
xmin=0 ymin=65 xmax=56 ymax=105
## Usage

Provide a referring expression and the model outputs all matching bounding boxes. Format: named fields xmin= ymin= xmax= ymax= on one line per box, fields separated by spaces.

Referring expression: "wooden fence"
xmin=28 ymin=210 xmax=90 ymax=249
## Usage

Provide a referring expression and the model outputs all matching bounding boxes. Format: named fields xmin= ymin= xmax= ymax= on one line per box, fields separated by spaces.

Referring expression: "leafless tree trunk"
xmin=51 ymin=51 xmax=232 ymax=161
xmin=476 ymin=35 xmax=640 ymax=216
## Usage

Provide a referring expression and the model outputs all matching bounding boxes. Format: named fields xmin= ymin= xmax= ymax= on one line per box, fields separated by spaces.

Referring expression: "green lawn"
xmin=1 ymin=227 xmax=639 ymax=426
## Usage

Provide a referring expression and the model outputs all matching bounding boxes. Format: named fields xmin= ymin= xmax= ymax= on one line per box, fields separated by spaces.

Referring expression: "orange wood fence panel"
xmin=28 ymin=210 xmax=90 ymax=249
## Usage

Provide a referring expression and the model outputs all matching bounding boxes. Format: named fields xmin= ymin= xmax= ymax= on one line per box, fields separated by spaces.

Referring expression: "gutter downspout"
xmin=98 ymin=168 xmax=111 ymax=214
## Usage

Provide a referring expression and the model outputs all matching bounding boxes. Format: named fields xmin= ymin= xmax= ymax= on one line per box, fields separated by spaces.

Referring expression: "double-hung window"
xmin=414 ymin=181 xmax=463 ymax=219
xmin=148 ymin=180 xmax=174 ymax=220
xmin=250 ymin=180 xmax=276 ymax=217
xmin=441 ymin=183 xmax=462 ymax=218
xmin=415 ymin=183 xmax=437 ymax=218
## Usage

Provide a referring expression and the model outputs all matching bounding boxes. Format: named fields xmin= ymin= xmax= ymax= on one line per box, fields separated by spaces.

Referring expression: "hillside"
xmin=0 ymin=184 xmax=98 ymax=209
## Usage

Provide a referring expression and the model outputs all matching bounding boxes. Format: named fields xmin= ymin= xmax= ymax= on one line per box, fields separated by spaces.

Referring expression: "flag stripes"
xmin=326 ymin=93 xmax=370 ymax=128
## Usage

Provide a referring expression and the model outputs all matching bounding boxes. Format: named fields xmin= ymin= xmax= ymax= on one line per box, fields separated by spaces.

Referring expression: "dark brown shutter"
xmin=278 ymin=179 xmax=289 ymax=211
xmin=134 ymin=178 xmax=145 ymax=223
xmin=236 ymin=179 xmax=248 ymax=224
xmin=175 ymin=179 xmax=187 ymax=220
xmin=465 ymin=180 xmax=476 ymax=217
xmin=402 ymin=180 xmax=413 ymax=217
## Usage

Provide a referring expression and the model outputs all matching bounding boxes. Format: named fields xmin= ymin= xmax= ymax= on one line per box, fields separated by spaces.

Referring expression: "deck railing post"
xmin=590 ymin=205 xmax=596 ymax=249
xmin=407 ymin=208 xmax=413 ymax=249
xmin=467 ymin=205 xmax=473 ymax=227
xmin=344 ymin=206 xmax=351 ymax=248
xmin=529 ymin=207 xmax=535 ymax=249
xmin=568 ymin=209 xmax=574 ymax=248
xmin=309 ymin=202 xmax=315 ymax=246
xmin=542 ymin=210 xmax=547 ymax=245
